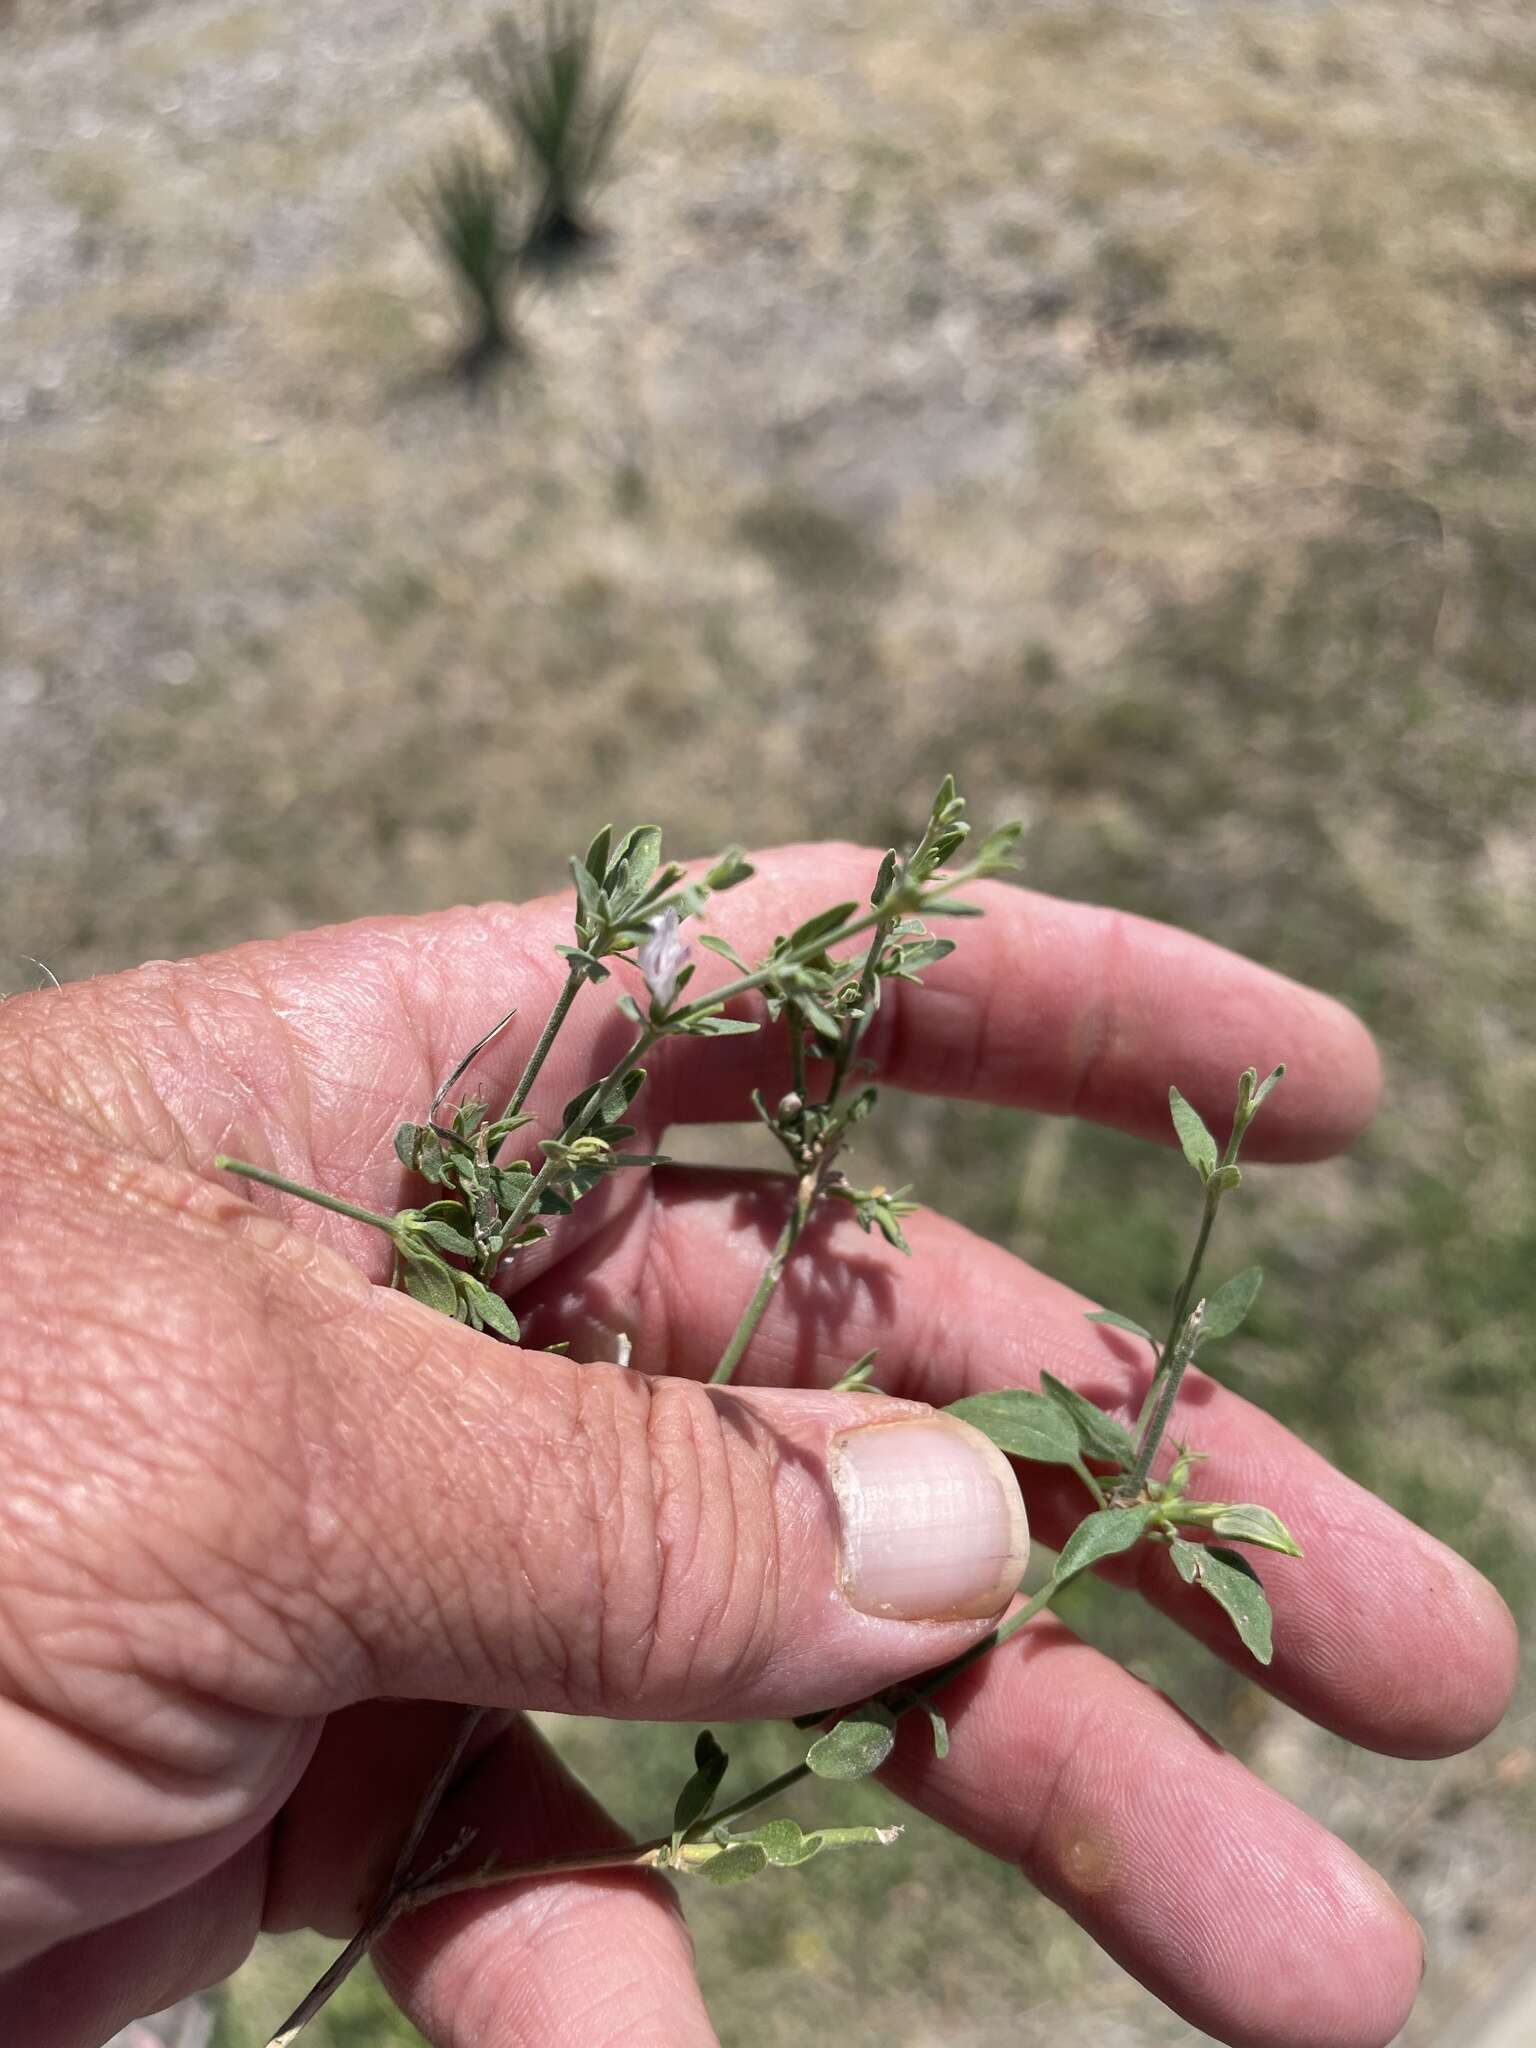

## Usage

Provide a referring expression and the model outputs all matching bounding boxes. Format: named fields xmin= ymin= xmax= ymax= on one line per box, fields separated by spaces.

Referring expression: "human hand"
xmin=0 ymin=845 xmax=1515 ymax=2048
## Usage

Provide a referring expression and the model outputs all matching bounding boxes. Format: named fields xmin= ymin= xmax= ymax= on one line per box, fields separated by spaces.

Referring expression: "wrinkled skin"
xmin=0 ymin=846 xmax=1515 ymax=2048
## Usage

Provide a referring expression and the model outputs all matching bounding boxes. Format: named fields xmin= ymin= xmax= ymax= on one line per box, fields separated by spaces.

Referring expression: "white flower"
xmin=638 ymin=908 xmax=690 ymax=1012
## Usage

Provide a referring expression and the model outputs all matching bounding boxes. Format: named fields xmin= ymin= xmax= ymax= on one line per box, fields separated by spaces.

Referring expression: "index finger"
xmin=655 ymin=842 xmax=1382 ymax=1162
xmin=5 ymin=841 xmax=1379 ymax=1220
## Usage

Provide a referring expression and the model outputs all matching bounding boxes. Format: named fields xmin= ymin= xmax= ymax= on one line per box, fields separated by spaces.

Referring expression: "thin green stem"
xmin=681 ymin=1573 xmax=1075 ymax=1847
xmin=213 ymin=1158 xmax=400 ymax=1236
xmin=292 ymin=1572 xmax=1078 ymax=2030
xmin=668 ymin=903 xmax=890 ymax=1029
xmin=694 ymin=1760 xmax=817 ymax=1835
xmin=1072 ymin=1456 xmax=1108 ymax=1509
xmin=709 ymin=897 xmax=899 ymax=1386
xmin=825 ymin=908 xmax=895 ymax=1107
xmin=1126 ymin=1106 xmax=1251 ymax=1488
xmin=1125 ymin=1308 xmax=1204 ymax=1498
xmin=788 ymin=1019 xmax=807 ymax=1102
xmin=1132 ymin=1192 xmax=1219 ymax=1441
xmin=495 ymin=1026 xmax=660 ymax=1245
xmin=500 ymin=965 xmax=583 ymax=1128
xmin=711 ymin=1204 xmax=802 ymax=1384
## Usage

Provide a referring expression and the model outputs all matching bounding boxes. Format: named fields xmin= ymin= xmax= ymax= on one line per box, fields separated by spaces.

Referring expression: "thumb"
xmin=44 ymin=1183 xmax=1031 ymax=1728
xmin=270 ymin=1244 xmax=1032 ymax=1720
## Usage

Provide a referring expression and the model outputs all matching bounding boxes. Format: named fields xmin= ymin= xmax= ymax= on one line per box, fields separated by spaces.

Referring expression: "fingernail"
xmin=831 ymin=1415 xmax=1029 ymax=1621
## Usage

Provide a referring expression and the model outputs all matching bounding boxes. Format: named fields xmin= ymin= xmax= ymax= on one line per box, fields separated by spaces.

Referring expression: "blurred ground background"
xmin=3 ymin=0 xmax=1534 ymax=2042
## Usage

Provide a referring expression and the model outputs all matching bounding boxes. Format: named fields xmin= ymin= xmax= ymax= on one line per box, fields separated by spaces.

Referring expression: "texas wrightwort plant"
xmin=216 ymin=779 xmax=1298 ymax=2045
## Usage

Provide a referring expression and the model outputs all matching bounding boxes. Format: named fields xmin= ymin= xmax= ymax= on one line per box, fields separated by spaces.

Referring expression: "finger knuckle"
xmin=551 ymin=1370 xmax=781 ymax=1714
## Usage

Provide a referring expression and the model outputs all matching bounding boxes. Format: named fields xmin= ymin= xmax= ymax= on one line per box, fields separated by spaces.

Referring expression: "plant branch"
xmin=710 ymin=1199 xmax=805 ymax=1385
xmin=498 ymin=963 xmax=584 ymax=1131
xmin=497 ymin=1024 xmax=660 ymax=1242
xmin=212 ymin=1159 xmax=401 ymax=1235
xmin=1126 ymin=1102 xmax=1252 ymax=1488
xmin=259 ymin=1706 xmax=487 ymax=2048
xmin=710 ymin=897 xmax=902 ymax=1385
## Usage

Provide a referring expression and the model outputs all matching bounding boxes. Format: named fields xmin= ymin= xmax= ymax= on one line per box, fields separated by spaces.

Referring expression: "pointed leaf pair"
xmin=947 ymin=1378 xmax=1133 ymax=1476
xmin=1040 ymin=1371 xmax=1136 ymax=1468
xmin=1169 ymin=1086 xmax=1219 ymax=1181
xmin=400 ymin=1251 xmax=459 ymax=1318
xmin=1175 ymin=1502 xmax=1301 ymax=1557
xmin=457 ymin=1273 xmax=521 ymax=1343
xmin=737 ymin=1818 xmax=903 ymax=1867
xmin=671 ymin=1731 xmax=729 ymax=1847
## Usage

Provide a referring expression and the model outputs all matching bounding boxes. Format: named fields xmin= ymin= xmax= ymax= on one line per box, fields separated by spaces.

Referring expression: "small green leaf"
xmin=703 ymin=850 xmax=754 ymax=892
xmin=562 ymin=1067 xmax=645 ymax=1133
xmin=456 ymin=1275 xmax=521 ymax=1343
xmin=1201 ymin=1265 xmax=1263 ymax=1341
xmin=1040 ymin=1372 xmax=1136 ymax=1468
xmin=974 ymin=821 xmax=1024 ymax=870
xmin=917 ymin=895 xmax=984 ymax=917
xmin=806 ymin=1702 xmax=897 ymax=1781
xmin=816 ymin=1822 xmax=904 ymax=1852
xmin=1169 ymin=1087 xmax=1219 ymax=1180
xmin=488 ymin=1165 xmax=534 ymax=1210
xmin=400 ymin=1252 xmax=458 ymax=1318
xmin=414 ymin=1128 xmax=451 ymax=1185
xmin=584 ymin=824 xmax=613 ymax=884
xmin=1208 ymin=1164 xmax=1243 ymax=1192
xmin=570 ymin=857 xmax=603 ymax=925
xmin=1085 ymin=1308 xmax=1156 ymax=1344
xmin=831 ymin=1349 xmax=879 ymax=1394
xmin=870 ymin=1202 xmax=911 ymax=1254
xmin=452 ymin=1099 xmax=487 ymax=1139
xmin=1205 ymin=1504 xmax=1302 ymax=1557
xmin=411 ymin=1217 xmax=479 ymax=1258
xmin=555 ymin=945 xmax=610 ymax=983
xmin=697 ymin=931 xmax=749 ymax=971
xmin=1055 ymin=1506 xmax=1153 ymax=1579
xmin=615 ymin=992 xmax=643 ymax=1024
xmin=945 ymin=1390 xmax=1081 ymax=1466
xmin=702 ymin=1843 xmax=769 ymax=1886
xmin=871 ymin=849 xmax=899 ymax=905
xmin=610 ymin=825 xmax=663 ymax=901
xmin=1249 ymin=1063 xmax=1285 ymax=1113
xmin=739 ymin=1819 xmax=820 ymax=1867
xmin=1170 ymin=1540 xmax=1273 ymax=1664
xmin=393 ymin=1122 xmax=422 ymax=1170
xmin=685 ymin=1014 xmax=761 ymax=1037
xmin=672 ymin=1730 xmax=729 ymax=1843
xmin=885 ymin=938 xmax=955 ymax=975
xmin=789 ymin=901 xmax=859 ymax=952
xmin=922 ymin=1701 xmax=949 ymax=1760
xmin=737 ymin=1819 xmax=901 ymax=1866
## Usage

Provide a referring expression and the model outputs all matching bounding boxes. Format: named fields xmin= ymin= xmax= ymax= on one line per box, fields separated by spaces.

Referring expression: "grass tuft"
xmin=413 ymin=143 xmax=520 ymax=372
xmin=474 ymin=2 xmax=636 ymax=260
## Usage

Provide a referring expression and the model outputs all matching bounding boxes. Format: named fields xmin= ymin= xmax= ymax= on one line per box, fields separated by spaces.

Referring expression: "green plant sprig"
xmin=945 ymin=1063 xmax=1298 ymax=1665
xmin=218 ymin=788 xmax=1019 ymax=1355
xmin=710 ymin=778 xmax=1022 ymax=1382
